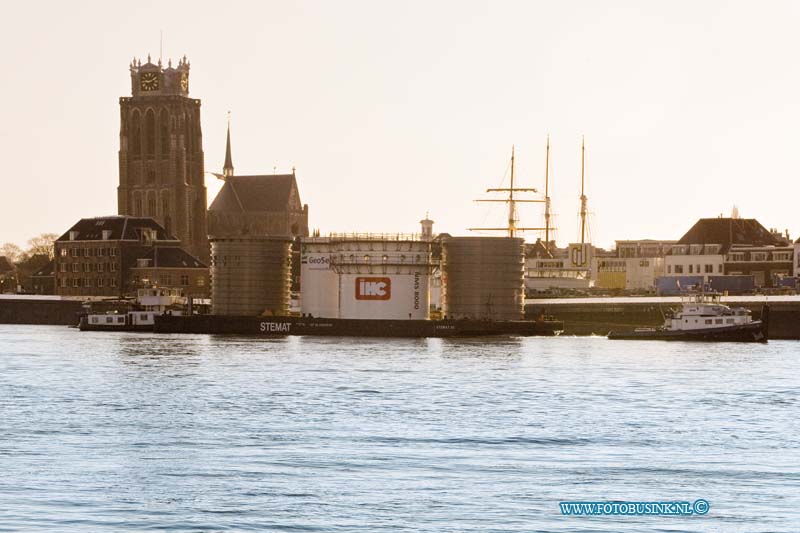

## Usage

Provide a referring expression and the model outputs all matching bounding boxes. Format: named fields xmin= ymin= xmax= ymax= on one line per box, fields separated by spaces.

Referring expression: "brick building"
xmin=54 ymin=216 xmax=208 ymax=298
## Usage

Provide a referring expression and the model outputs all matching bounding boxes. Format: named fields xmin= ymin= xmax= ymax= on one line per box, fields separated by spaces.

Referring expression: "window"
xmin=59 ymin=278 xmax=67 ymax=288
xmin=110 ymin=248 xmax=117 ymax=257
xmin=145 ymin=109 xmax=156 ymax=155
xmin=705 ymin=264 xmax=713 ymax=273
xmin=751 ymin=252 xmax=767 ymax=262
xmin=97 ymin=263 xmax=104 ymax=273
xmin=72 ymin=263 xmax=79 ymax=273
xmin=675 ymin=265 xmax=683 ymax=274
xmin=70 ymin=249 xmax=79 ymax=257
xmin=696 ymin=265 xmax=700 ymax=274
xmin=729 ymin=252 xmax=745 ymax=262
xmin=82 ymin=263 xmax=90 ymax=273
xmin=689 ymin=264 xmax=693 ymax=273
xmin=726 ymin=318 xmax=734 ymax=324
xmin=639 ymin=260 xmax=649 ymax=267
xmin=196 ymin=276 xmax=205 ymax=287
xmin=110 ymin=263 xmax=117 ymax=272
xmin=97 ymin=278 xmax=104 ymax=287
xmin=59 ymin=263 xmax=67 ymax=273
xmin=718 ymin=264 xmax=723 ymax=273
xmin=72 ymin=278 xmax=79 ymax=287
xmin=715 ymin=319 xmax=723 ymax=324
xmin=110 ymin=278 xmax=117 ymax=287
xmin=60 ymin=248 xmax=67 ymax=257
xmin=180 ymin=274 xmax=189 ymax=285
xmin=667 ymin=265 xmax=672 ymax=274
xmin=84 ymin=278 xmax=93 ymax=288
xmin=106 ymin=316 xmax=114 ymax=324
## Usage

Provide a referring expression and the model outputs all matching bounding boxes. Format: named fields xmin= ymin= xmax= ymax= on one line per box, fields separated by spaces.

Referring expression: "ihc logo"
xmin=355 ymin=277 xmax=391 ymax=300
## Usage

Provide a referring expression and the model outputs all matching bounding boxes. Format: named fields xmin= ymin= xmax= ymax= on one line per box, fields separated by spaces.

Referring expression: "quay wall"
xmin=527 ymin=298 xmax=800 ymax=339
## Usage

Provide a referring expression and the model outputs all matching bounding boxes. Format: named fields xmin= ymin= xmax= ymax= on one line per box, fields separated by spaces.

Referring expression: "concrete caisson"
xmin=210 ymin=237 xmax=292 ymax=316
xmin=442 ymin=237 xmax=525 ymax=320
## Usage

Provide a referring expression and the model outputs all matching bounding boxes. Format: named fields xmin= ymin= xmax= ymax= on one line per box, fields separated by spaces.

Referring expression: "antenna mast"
xmin=579 ymin=136 xmax=588 ymax=245
xmin=469 ymin=145 xmax=546 ymax=238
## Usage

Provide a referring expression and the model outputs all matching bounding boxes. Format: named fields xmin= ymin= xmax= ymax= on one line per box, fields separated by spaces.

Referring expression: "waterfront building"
xmin=591 ymin=240 xmax=672 ymax=291
xmin=0 ymin=257 xmax=16 ymax=293
xmin=663 ymin=218 xmax=792 ymax=289
xmin=795 ymin=238 xmax=800 ymax=278
xmin=29 ymin=260 xmax=56 ymax=295
xmin=117 ymin=55 xmax=209 ymax=263
xmin=54 ymin=216 xmax=208 ymax=298
xmin=524 ymin=240 xmax=595 ymax=293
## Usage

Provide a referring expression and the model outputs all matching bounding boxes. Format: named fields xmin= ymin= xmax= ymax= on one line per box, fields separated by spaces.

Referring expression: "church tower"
xmin=117 ymin=54 xmax=209 ymax=262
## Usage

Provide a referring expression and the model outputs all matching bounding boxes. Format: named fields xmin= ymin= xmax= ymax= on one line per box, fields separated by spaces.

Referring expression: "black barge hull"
xmin=153 ymin=314 xmax=564 ymax=337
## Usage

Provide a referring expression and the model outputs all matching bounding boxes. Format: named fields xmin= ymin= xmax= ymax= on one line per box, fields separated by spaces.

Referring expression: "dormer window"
xmin=102 ymin=230 xmax=112 ymax=240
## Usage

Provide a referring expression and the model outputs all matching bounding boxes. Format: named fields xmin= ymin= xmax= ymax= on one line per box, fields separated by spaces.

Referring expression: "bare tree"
xmin=25 ymin=233 xmax=59 ymax=260
xmin=0 ymin=243 xmax=24 ymax=263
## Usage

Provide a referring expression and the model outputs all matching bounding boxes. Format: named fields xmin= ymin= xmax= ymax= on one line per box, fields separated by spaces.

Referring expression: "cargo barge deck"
xmin=153 ymin=314 xmax=564 ymax=337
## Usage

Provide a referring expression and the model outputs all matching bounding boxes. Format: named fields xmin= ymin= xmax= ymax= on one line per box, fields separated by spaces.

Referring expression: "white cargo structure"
xmin=300 ymin=239 xmax=341 ymax=318
xmin=300 ymin=234 xmax=436 ymax=320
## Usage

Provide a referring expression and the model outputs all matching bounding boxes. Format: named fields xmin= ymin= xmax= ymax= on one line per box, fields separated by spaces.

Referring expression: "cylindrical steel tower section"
xmin=442 ymin=237 xmax=525 ymax=321
xmin=210 ymin=237 xmax=293 ymax=316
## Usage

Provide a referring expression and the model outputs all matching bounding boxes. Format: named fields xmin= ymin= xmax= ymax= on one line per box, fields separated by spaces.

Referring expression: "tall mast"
xmin=579 ymin=136 xmax=587 ymax=245
xmin=469 ymin=146 xmax=545 ymax=237
xmin=508 ymin=145 xmax=516 ymax=238
xmin=544 ymin=135 xmax=551 ymax=246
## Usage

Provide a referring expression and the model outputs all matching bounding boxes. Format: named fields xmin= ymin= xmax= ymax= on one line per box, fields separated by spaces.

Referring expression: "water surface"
xmin=1 ymin=326 xmax=798 ymax=531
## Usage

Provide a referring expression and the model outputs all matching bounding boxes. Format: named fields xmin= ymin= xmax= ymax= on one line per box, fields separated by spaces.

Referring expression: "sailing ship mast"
xmin=579 ymin=136 xmax=588 ymax=245
xmin=469 ymin=145 xmax=546 ymax=238
xmin=544 ymin=135 xmax=552 ymax=246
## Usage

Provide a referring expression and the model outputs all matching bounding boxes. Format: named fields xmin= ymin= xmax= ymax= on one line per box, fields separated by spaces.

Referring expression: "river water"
xmin=0 ymin=325 xmax=798 ymax=531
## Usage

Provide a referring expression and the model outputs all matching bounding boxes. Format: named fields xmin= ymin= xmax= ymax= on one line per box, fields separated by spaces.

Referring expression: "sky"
xmin=2 ymin=0 xmax=799 ymax=250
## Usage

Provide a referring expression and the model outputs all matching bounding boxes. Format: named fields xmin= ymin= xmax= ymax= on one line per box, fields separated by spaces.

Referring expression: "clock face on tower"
xmin=140 ymin=72 xmax=159 ymax=91
xmin=180 ymin=73 xmax=188 ymax=92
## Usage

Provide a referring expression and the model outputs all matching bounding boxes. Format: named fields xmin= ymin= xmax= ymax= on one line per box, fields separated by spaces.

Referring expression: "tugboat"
xmin=608 ymin=292 xmax=769 ymax=342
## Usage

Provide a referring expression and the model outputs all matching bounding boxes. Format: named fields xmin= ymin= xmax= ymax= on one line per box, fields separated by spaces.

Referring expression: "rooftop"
xmin=57 ymin=216 xmax=179 ymax=242
xmin=208 ymin=174 xmax=303 ymax=213
xmin=676 ymin=218 xmax=788 ymax=252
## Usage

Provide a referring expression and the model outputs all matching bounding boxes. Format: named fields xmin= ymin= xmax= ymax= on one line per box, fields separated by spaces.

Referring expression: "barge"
xmin=153 ymin=314 xmax=564 ymax=337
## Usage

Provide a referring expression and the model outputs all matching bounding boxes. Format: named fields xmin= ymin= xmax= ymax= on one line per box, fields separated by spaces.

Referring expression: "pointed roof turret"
xmin=223 ymin=113 xmax=234 ymax=179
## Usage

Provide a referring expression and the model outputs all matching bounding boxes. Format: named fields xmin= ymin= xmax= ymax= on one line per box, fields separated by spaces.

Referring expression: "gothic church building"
xmin=117 ymin=55 xmax=209 ymax=262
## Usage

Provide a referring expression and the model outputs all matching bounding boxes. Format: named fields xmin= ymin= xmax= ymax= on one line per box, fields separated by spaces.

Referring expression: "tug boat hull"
xmin=608 ymin=320 xmax=767 ymax=342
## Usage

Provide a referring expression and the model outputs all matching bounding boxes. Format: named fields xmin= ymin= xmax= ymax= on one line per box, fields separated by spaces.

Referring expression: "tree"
xmin=0 ymin=243 xmax=24 ymax=263
xmin=25 ymin=233 xmax=59 ymax=260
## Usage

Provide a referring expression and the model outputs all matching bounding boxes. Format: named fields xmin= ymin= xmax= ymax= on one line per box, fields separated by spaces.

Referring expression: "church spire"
xmin=223 ymin=112 xmax=234 ymax=179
